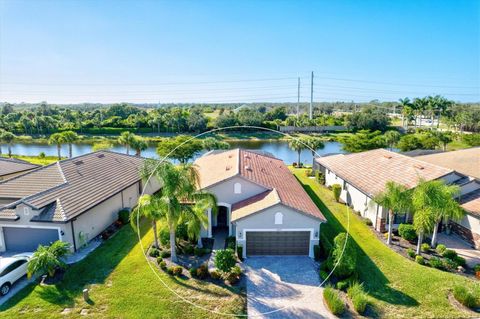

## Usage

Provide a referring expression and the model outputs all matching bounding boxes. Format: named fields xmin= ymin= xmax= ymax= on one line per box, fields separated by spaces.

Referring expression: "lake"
xmin=1 ymin=140 xmax=346 ymax=164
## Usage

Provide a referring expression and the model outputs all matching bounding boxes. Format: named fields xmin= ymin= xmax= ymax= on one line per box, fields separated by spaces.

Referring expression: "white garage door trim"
xmin=243 ymin=228 xmax=314 ymax=258
xmin=0 ymin=224 xmax=63 ymax=252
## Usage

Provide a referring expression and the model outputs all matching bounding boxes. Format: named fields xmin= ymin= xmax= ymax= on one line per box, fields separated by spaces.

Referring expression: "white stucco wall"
xmin=206 ymin=176 xmax=267 ymax=205
xmin=234 ymin=203 xmax=322 ymax=258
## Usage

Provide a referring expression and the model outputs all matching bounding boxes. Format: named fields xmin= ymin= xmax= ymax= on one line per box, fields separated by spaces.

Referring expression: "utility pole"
xmin=309 ymin=71 xmax=314 ymax=120
xmin=297 ymin=77 xmax=300 ymax=118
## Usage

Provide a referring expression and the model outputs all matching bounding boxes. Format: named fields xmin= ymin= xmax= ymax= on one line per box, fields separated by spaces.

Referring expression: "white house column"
xmin=207 ymin=208 xmax=212 ymax=238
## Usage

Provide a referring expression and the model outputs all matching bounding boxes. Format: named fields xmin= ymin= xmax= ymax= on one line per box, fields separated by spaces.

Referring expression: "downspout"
xmin=70 ymin=220 xmax=77 ymax=252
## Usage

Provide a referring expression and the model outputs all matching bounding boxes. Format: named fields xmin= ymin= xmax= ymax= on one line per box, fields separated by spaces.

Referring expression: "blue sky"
xmin=0 ymin=0 xmax=479 ymax=104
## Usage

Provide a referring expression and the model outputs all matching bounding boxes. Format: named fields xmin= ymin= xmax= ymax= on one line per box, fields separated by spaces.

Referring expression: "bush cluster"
xmin=160 ymin=251 xmax=171 ymax=258
xmin=347 ymin=282 xmax=369 ymax=314
xmin=323 ymin=286 xmax=345 ymax=315
xmin=415 ymin=255 xmax=425 ymax=265
xmin=149 ymin=247 xmax=160 ymax=258
xmin=331 ymin=184 xmax=342 ymax=202
xmin=421 ymin=243 xmax=430 ymax=253
xmin=398 ymin=224 xmax=416 ymax=242
xmin=214 ymin=249 xmax=236 ymax=273
xmin=407 ymin=248 xmax=416 ymax=259
xmin=435 ymin=244 xmax=447 ymax=255
xmin=118 ymin=209 xmax=130 ymax=224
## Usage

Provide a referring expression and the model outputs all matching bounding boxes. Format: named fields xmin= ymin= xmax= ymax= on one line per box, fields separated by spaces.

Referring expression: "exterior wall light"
xmin=314 ymin=231 xmax=319 ymax=238
xmin=238 ymin=231 xmax=242 ymax=239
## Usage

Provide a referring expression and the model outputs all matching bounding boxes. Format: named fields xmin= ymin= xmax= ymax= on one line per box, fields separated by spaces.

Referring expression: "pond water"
xmin=1 ymin=140 xmax=346 ymax=164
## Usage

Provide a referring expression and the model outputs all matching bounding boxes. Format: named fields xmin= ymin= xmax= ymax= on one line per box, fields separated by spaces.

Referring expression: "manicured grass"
xmin=0 ymin=221 xmax=245 ymax=318
xmin=1 ymin=154 xmax=60 ymax=166
xmin=293 ymin=169 xmax=477 ymax=318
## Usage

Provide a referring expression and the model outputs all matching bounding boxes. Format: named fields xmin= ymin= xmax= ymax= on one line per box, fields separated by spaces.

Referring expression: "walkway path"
xmin=437 ymin=233 xmax=480 ymax=268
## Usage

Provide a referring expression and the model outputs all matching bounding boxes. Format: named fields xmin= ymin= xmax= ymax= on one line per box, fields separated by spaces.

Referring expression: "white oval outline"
xmin=135 ymin=125 xmax=351 ymax=317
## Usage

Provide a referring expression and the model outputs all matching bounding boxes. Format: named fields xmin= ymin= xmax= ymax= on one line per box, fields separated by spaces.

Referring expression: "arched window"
xmin=234 ymin=182 xmax=242 ymax=194
xmin=274 ymin=212 xmax=283 ymax=225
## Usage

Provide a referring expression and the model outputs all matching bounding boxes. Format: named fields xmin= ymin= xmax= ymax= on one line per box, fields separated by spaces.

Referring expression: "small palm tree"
xmin=384 ymin=130 xmax=401 ymax=150
xmin=305 ymin=137 xmax=324 ymax=167
xmin=374 ymin=181 xmax=412 ymax=245
xmin=132 ymin=137 xmax=148 ymax=157
xmin=1 ymin=131 xmax=16 ymax=158
xmin=49 ymin=132 xmax=65 ymax=160
xmin=288 ymin=138 xmax=304 ymax=166
xmin=118 ymin=131 xmax=137 ymax=155
xmin=27 ymin=241 xmax=70 ymax=278
xmin=133 ymin=194 xmax=165 ymax=248
xmin=61 ymin=131 xmax=79 ymax=158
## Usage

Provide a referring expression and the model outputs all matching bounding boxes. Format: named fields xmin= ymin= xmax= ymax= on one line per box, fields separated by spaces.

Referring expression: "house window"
xmin=23 ymin=207 xmax=29 ymax=216
xmin=274 ymin=212 xmax=283 ymax=225
xmin=234 ymin=182 xmax=242 ymax=194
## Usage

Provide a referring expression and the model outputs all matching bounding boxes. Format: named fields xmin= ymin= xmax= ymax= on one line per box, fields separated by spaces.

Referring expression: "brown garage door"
xmin=246 ymin=231 xmax=310 ymax=256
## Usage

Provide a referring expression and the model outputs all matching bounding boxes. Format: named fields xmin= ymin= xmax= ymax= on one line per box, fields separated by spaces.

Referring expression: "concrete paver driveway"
xmin=245 ymin=256 xmax=334 ymax=319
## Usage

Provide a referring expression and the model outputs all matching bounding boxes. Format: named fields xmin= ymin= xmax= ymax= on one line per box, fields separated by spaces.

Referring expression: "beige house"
xmin=194 ymin=149 xmax=326 ymax=258
xmin=0 ymin=151 xmax=161 ymax=253
xmin=0 ymin=157 xmax=39 ymax=181
xmin=315 ymin=148 xmax=480 ymax=248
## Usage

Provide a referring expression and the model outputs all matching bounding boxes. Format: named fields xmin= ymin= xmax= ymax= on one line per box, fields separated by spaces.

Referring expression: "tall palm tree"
xmin=305 ymin=137 xmax=324 ymax=167
xmin=288 ymin=138 xmax=304 ymax=166
xmin=398 ymin=97 xmax=412 ymax=128
xmin=49 ymin=133 xmax=65 ymax=160
xmin=118 ymin=131 xmax=137 ymax=155
xmin=147 ymin=161 xmax=217 ymax=262
xmin=134 ymin=194 xmax=165 ymax=249
xmin=61 ymin=131 xmax=79 ymax=158
xmin=132 ymin=137 xmax=148 ymax=157
xmin=2 ymin=131 xmax=16 ymax=158
xmin=374 ymin=181 xmax=412 ymax=245
xmin=0 ymin=129 xmax=6 ymax=156
xmin=384 ymin=130 xmax=401 ymax=150
xmin=413 ymin=97 xmax=428 ymax=128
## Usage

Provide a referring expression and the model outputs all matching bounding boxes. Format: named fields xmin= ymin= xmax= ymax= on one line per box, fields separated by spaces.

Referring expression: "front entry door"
xmin=217 ymin=206 xmax=228 ymax=227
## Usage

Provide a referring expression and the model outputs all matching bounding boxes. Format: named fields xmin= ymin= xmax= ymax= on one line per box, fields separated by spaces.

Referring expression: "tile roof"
xmin=460 ymin=187 xmax=480 ymax=216
xmin=316 ymin=149 xmax=454 ymax=197
xmin=0 ymin=157 xmax=39 ymax=178
xmin=231 ymin=190 xmax=280 ymax=221
xmin=415 ymin=147 xmax=480 ymax=179
xmin=195 ymin=149 xmax=326 ymax=221
xmin=0 ymin=151 xmax=145 ymax=222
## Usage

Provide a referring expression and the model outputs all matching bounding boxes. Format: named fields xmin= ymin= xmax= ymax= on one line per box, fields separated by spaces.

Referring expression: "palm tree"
xmin=134 ymin=194 xmax=165 ymax=249
xmin=118 ymin=131 xmax=137 ymax=155
xmin=27 ymin=240 xmax=70 ymax=278
xmin=49 ymin=133 xmax=65 ymax=160
xmin=61 ymin=131 xmax=79 ymax=158
xmin=148 ymin=161 xmax=217 ymax=262
xmin=384 ymin=130 xmax=401 ymax=150
xmin=288 ymin=138 xmax=304 ymax=166
xmin=2 ymin=131 xmax=16 ymax=158
xmin=374 ymin=181 xmax=412 ymax=245
xmin=0 ymin=129 xmax=5 ymax=156
xmin=305 ymin=137 xmax=324 ymax=167
xmin=398 ymin=97 xmax=412 ymax=128
xmin=413 ymin=97 xmax=428 ymax=128
xmin=132 ymin=137 xmax=148 ymax=157
xmin=412 ymin=207 xmax=435 ymax=255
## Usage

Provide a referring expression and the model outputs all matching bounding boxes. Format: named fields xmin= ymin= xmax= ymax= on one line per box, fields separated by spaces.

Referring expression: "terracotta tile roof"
xmin=460 ymin=188 xmax=480 ymax=216
xmin=195 ymin=149 xmax=326 ymax=221
xmin=231 ymin=190 xmax=280 ymax=221
xmin=0 ymin=209 xmax=19 ymax=221
xmin=0 ymin=157 xmax=39 ymax=178
xmin=0 ymin=151 xmax=145 ymax=222
xmin=316 ymin=149 xmax=454 ymax=196
xmin=416 ymin=147 xmax=480 ymax=179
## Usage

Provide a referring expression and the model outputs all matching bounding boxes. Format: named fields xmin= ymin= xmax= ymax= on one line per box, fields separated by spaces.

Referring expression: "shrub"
xmin=347 ymin=282 xmax=369 ymax=314
xmin=194 ymin=247 xmax=208 ymax=257
xmin=237 ymin=245 xmax=243 ymax=261
xmin=231 ymin=265 xmax=242 ymax=276
xmin=443 ymin=258 xmax=458 ymax=271
xmin=224 ymin=271 xmax=240 ymax=284
xmin=304 ymin=168 xmax=313 ymax=177
xmin=189 ymin=267 xmax=198 ymax=277
xmin=315 ymin=170 xmax=325 ymax=184
xmin=159 ymin=226 xmax=170 ymax=246
xmin=336 ymin=280 xmax=350 ymax=291
xmin=319 ymin=270 xmax=329 ymax=281
xmin=160 ymin=251 xmax=171 ymax=258
xmin=196 ymin=264 xmax=209 ymax=279
xmin=421 ymin=243 xmax=430 ymax=253
xmin=149 ymin=248 xmax=160 ymax=258
xmin=319 ymin=233 xmax=332 ymax=259
xmin=435 ymin=244 xmax=447 ymax=255
xmin=214 ymin=249 xmax=236 ymax=273
xmin=175 ymin=223 xmax=189 ymax=241
xmin=156 ymin=257 xmax=163 ymax=264
xmin=313 ymin=245 xmax=321 ymax=261
xmin=118 ymin=209 xmax=130 ymax=224
xmin=442 ymin=249 xmax=458 ymax=260
xmin=159 ymin=261 xmax=167 ymax=270
xmin=327 ymin=232 xmax=357 ymax=279
xmin=453 ymin=285 xmax=478 ymax=308
xmin=398 ymin=224 xmax=416 ymax=242
xmin=210 ymin=270 xmax=221 ymax=280
xmin=407 ymin=248 xmax=416 ymax=259
xmin=474 ymin=264 xmax=480 ymax=273
xmin=323 ymin=286 xmax=345 ymax=315
xmin=415 ymin=255 xmax=425 ymax=265
xmin=183 ymin=244 xmax=194 ymax=255
xmin=454 ymin=256 xmax=467 ymax=268
xmin=363 ymin=218 xmax=373 ymax=226
xmin=429 ymin=257 xmax=443 ymax=269
xmin=167 ymin=267 xmax=175 ymax=275
xmin=226 ymin=236 xmax=236 ymax=250
xmin=332 ymin=184 xmax=342 ymax=202
xmin=172 ymin=266 xmax=183 ymax=276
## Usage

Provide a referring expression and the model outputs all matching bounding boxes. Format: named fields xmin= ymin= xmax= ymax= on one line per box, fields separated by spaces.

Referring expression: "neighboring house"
xmin=414 ymin=147 xmax=480 ymax=247
xmin=0 ymin=151 xmax=161 ymax=253
xmin=194 ymin=149 xmax=326 ymax=259
xmin=0 ymin=157 xmax=39 ymax=181
xmin=314 ymin=149 xmax=463 ymax=232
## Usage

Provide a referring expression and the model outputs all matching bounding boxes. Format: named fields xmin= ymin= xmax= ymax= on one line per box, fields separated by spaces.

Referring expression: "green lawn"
xmin=0 ymin=221 xmax=245 ymax=318
xmin=293 ymin=169 xmax=478 ymax=318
